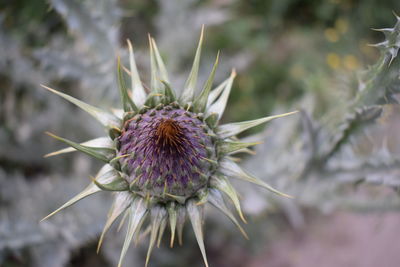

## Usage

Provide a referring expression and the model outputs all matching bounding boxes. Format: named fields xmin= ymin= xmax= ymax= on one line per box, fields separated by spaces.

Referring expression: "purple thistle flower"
xmin=42 ymin=26 xmax=297 ymax=267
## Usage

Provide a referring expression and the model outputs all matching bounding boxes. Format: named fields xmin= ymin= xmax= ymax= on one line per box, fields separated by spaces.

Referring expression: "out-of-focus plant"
xmin=242 ymin=14 xmax=400 ymax=220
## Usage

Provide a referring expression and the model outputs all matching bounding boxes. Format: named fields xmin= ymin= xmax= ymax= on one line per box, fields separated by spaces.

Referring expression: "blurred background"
xmin=1 ymin=0 xmax=400 ymax=266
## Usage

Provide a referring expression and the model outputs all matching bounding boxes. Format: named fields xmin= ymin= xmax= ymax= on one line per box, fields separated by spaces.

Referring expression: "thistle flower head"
xmin=119 ymin=106 xmax=215 ymax=199
xmin=42 ymin=26 xmax=297 ymax=267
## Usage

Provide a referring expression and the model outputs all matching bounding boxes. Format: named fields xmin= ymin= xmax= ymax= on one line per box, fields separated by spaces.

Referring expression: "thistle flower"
xmin=42 ymin=27 xmax=297 ymax=267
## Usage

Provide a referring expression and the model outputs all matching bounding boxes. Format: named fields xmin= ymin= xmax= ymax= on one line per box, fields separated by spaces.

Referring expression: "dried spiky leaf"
xmin=193 ymin=51 xmax=220 ymax=113
xmin=220 ymin=158 xmax=293 ymax=198
xmin=157 ymin=216 xmax=168 ymax=247
xmin=207 ymin=78 xmax=229 ymax=107
xmin=149 ymin=34 xmax=160 ymax=96
xmin=97 ymin=192 xmax=134 ymax=253
xmin=44 ymin=137 xmax=113 ymax=158
xmin=151 ymin=38 xmax=169 ymax=83
xmin=45 ymin=132 xmax=115 ymax=163
xmin=41 ymin=165 xmax=116 ymax=221
xmin=167 ymin=202 xmax=177 ymax=247
xmin=208 ymin=189 xmax=248 ymax=239
xmin=118 ymin=198 xmax=147 ymax=267
xmin=92 ymin=175 xmax=129 ymax=191
xmin=217 ymin=111 xmax=298 ymax=138
xmin=207 ymin=70 xmax=236 ymax=119
xmin=127 ymin=39 xmax=147 ymax=107
xmin=41 ymin=84 xmax=120 ymax=127
xmin=145 ymin=206 xmax=167 ymax=267
xmin=117 ymin=56 xmax=138 ymax=112
xmin=181 ymin=25 xmax=204 ymax=103
xmin=210 ymin=175 xmax=246 ymax=223
xmin=176 ymin=204 xmax=186 ymax=246
xmin=187 ymin=200 xmax=209 ymax=267
xmin=218 ymin=140 xmax=261 ymax=156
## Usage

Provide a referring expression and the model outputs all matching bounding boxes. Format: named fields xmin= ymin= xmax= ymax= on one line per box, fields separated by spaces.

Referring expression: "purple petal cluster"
xmin=117 ymin=105 xmax=215 ymax=198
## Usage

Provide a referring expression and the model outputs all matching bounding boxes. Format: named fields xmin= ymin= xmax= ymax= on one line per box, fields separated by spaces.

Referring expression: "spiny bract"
xmin=42 ymin=27 xmax=297 ymax=267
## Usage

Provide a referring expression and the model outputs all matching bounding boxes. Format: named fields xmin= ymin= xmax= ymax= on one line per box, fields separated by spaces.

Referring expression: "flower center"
xmin=155 ymin=119 xmax=184 ymax=149
xmin=117 ymin=105 xmax=216 ymax=200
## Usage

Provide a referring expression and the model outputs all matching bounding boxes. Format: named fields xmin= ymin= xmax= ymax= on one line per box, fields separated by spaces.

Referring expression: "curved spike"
xmin=208 ymin=189 xmax=249 ymax=239
xmin=187 ymin=200 xmax=209 ymax=267
xmin=217 ymin=111 xmax=298 ymax=139
xmin=117 ymin=57 xmax=138 ymax=112
xmin=207 ymin=78 xmax=229 ymax=107
xmin=151 ymin=38 xmax=170 ymax=83
xmin=157 ymin=216 xmax=168 ymax=248
xmin=207 ymin=69 xmax=236 ymax=119
xmin=181 ymin=25 xmax=205 ymax=103
xmin=97 ymin=192 xmax=134 ymax=253
xmin=167 ymin=202 xmax=177 ymax=247
xmin=145 ymin=206 xmax=167 ymax=267
xmin=148 ymin=34 xmax=161 ymax=97
xmin=118 ymin=198 xmax=147 ymax=267
xmin=45 ymin=132 xmax=115 ymax=163
xmin=218 ymin=140 xmax=262 ymax=156
xmin=44 ymin=137 xmax=113 ymax=158
xmin=220 ymin=158 xmax=293 ymax=198
xmin=127 ymin=39 xmax=147 ymax=107
xmin=40 ymin=165 xmax=115 ymax=221
xmin=161 ymin=81 xmax=176 ymax=104
xmin=134 ymin=216 xmax=149 ymax=246
xmin=367 ymin=40 xmax=389 ymax=48
xmin=176 ymin=204 xmax=186 ymax=246
xmin=117 ymin=209 xmax=129 ymax=232
xmin=91 ymin=175 xmax=129 ymax=191
xmin=41 ymin=85 xmax=120 ymax=127
xmin=371 ymin=27 xmax=394 ymax=33
xmin=193 ymin=51 xmax=220 ymax=113
xmin=210 ymin=175 xmax=247 ymax=223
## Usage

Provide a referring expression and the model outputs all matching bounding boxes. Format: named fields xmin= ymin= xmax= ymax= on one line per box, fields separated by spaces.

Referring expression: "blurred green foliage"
xmin=0 ymin=0 xmax=65 ymax=46
xmin=201 ymin=0 xmax=399 ymax=129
